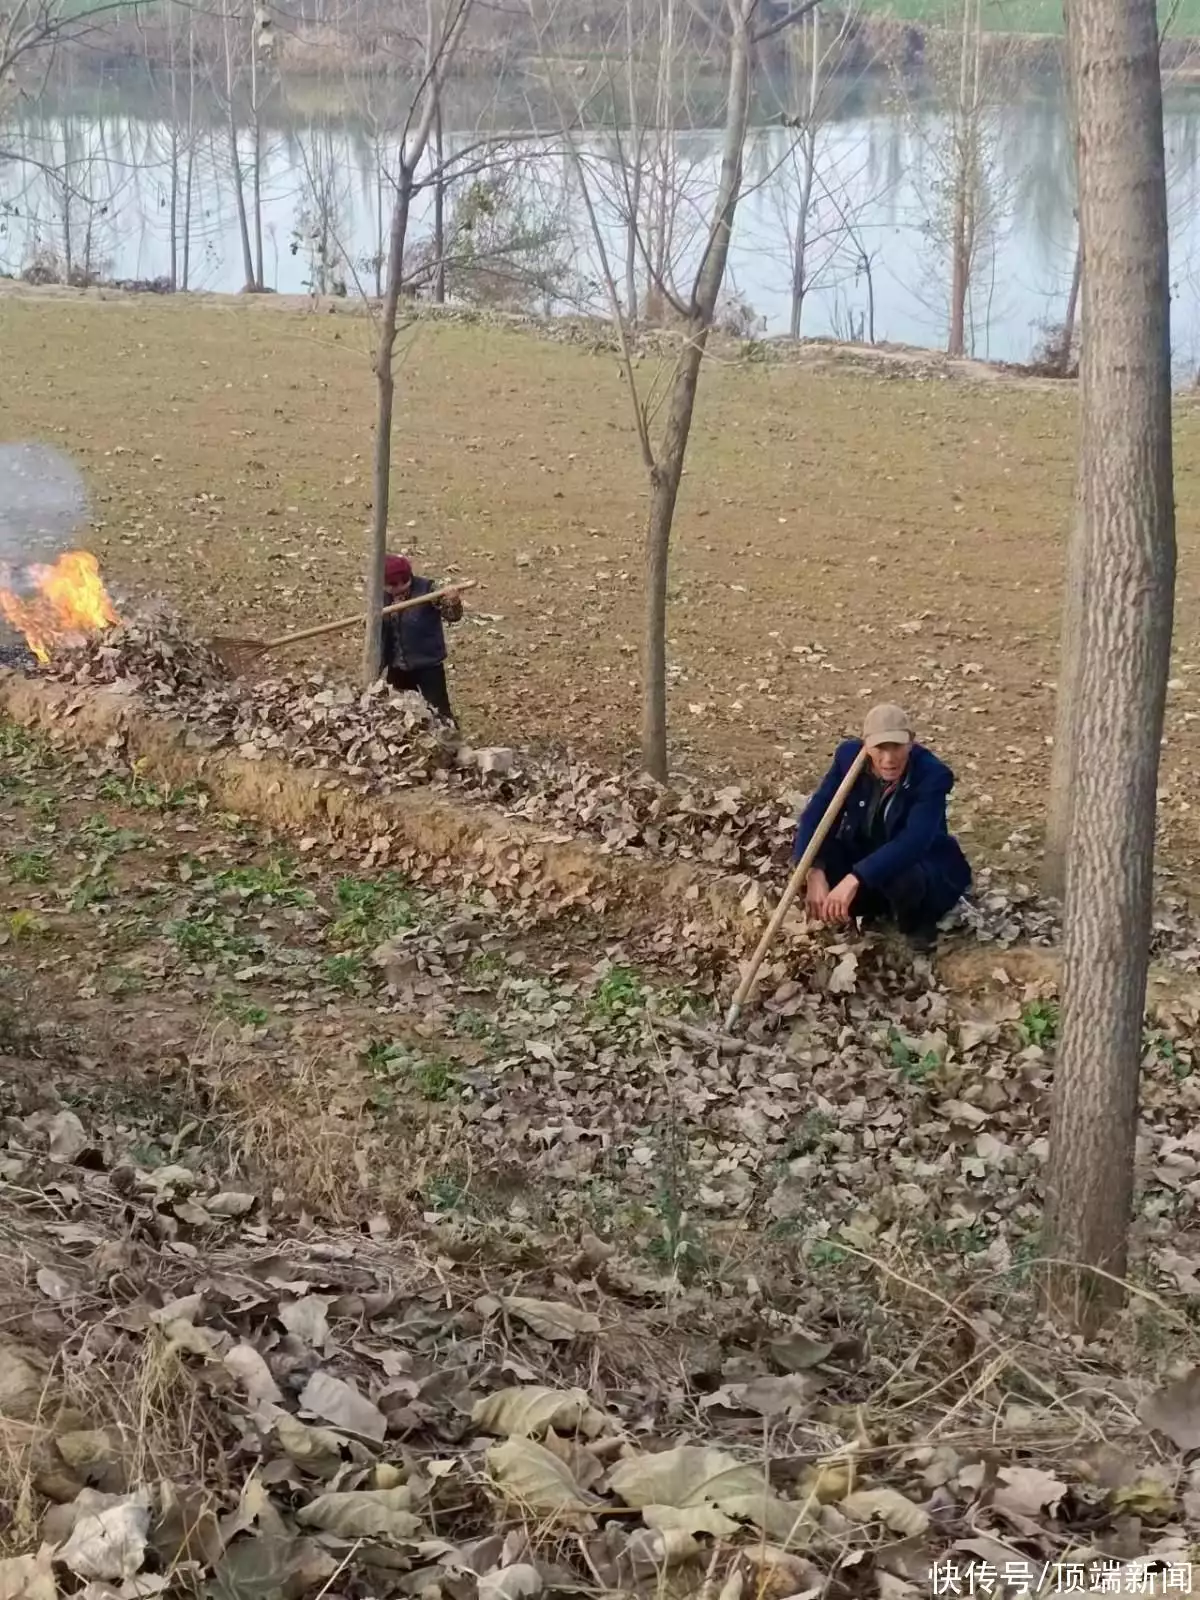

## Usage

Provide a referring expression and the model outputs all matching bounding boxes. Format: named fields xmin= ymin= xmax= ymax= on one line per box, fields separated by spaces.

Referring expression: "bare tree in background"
xmin=362 ymin=0 xmax=474 ymax=685
xmin=902 ymin=0 xmax=1013 ymax=357
xmin=544 ymin=0 xmax=820 ymax=779
xmin=1 ymin=0 xmax=135 ymax=92
xmin=1040 ymin=0 xmax=1176 ymax=1333
xmin=210 ymin=0 xmax=274 ymax=291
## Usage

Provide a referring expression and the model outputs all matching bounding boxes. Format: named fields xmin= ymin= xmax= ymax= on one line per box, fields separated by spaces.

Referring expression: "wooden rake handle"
xmin=256 ymin=581 xmax=476 ymax=657
xmin=724 ymin=744 xmax=869 ymax=1031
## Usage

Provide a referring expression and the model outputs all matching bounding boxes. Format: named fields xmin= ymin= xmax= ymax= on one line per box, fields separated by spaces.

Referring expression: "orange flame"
xmin=0 ymin=551 xmax=120 ymax=664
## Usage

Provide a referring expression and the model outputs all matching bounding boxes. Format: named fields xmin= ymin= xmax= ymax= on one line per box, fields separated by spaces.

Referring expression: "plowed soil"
xmin=3 ymin=287 xmax=1199 ymax=880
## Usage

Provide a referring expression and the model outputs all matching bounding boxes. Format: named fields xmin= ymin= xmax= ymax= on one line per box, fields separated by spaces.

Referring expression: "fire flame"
xmin=0 ymin=551 xmax=120 ymax=664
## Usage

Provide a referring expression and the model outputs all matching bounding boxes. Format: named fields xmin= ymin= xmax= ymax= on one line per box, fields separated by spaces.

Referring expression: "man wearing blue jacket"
xmin=793 ymin=703 xmax=971 ymax=952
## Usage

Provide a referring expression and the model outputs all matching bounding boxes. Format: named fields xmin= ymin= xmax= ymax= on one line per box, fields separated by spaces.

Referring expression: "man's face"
xmin=385 ymin=576 xmax=413 ymax=603
xmin=869 ymin=740 xmax=911 ymax=783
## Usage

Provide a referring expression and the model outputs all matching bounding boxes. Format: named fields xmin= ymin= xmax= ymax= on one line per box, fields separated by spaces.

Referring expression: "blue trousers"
xmin=816 ymin=840 xmax=963 ymax=931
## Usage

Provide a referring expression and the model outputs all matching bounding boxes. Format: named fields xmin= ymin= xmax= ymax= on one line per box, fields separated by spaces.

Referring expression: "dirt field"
xmin=3 ymin=288 xmax=1199 ymax=879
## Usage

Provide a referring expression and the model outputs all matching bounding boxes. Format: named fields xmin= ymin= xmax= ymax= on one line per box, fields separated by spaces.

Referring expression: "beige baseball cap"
xmin=863 ymin=703 xmax=912 ymax=749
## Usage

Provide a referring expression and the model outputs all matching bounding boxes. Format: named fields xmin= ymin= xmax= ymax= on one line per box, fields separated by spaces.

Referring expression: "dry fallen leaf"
xmin=298 ymin=1371 xmax=386 ymax=1443
xmin=295 ymin=1485 xmax=423 ymax=1542
xmin=486 ymin=1438 xmax=596 ymax=1515
xmin=0 ymin=1546 xmax=56 ymax=1600
xmin=839 ymin=1487 xmax=930 ymax=1538
xmin=272 ymin=1411 xmax=346 ymax=1476
xmin=56 ymin=1493 xmax=151 ymax=1582
xmin=477 ymin=1564 xmax=544 ymax=1600
xmin=608 ymin=1446 xmax=809 ymax=1542
xmin=47 ymin=1110 xmax=88 ymax=1163
xmin=472 ymin=1386 xmax=608 ymax=1440
xmin=501 ymin=1297 xmax=600 ymax=1342
xmin=223 ymin=1342 xmax=283 ymax=1415
xmin=1140 ymin=1366 xmax=1200 ymax=1453
xmin=641 ymin=1504 xmax=741 ymax=1538
xmin=0 ymin=1343 xmax=45 ymax=1421
xmin=993 ymin=1465 xmax=1068 ymax=1519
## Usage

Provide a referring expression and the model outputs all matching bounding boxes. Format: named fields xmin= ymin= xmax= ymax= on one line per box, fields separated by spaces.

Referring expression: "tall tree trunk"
xmin=789 ymin=8 xmax=820 ymax=341
xmin=946 ymin=0 xmax=974 ymax=356
xmin=365 ymin=168 xmax=414 ymax=684
xmin=363 ymin=0 xmax=471 ymax=685
xmin=641 ymin=0 xmax=752 ymax=779
xmin=1040 ymin=0 xmax=1176 ymax=1333
xmin=182 ymin=9 xmax=196 ymax=290
xmin=623 ymin=0 xmax=642 ymax=323
xmin=167 ymin=0 xmax=179 ymax=290
xmin=224 ymin=16 xmax=255 ymax=291
xmin=433 ymin=89 xmax=446 ymax=304
xmin=251 ymin=56 xmax=264 ymax=289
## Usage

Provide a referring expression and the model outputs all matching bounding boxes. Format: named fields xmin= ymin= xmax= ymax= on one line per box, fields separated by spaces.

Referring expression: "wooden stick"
xmin=253 ymin=581 xmax=476 ymax=657
xmin=724 ymin=744 xmax=870 ymax=1031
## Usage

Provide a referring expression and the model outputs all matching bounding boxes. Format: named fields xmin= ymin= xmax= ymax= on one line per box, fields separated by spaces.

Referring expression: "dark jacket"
xmin=380 ymin=575 xmax=463 ymax=672
xmin=792 ymin=739 xmax=971 ymax=896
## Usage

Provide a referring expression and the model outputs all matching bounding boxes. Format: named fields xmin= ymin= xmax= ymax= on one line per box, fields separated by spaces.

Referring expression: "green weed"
xmin=362 ymin=1040 xmax=459 ymax=1104
xmin=213 ymin=860 xmax=313 ymax=908
xmin=587 ymin=965 xmax=645 ymax=1020
xmin=329 ymin=874 xmax=418 ymax=946
xmin=1018 ymin=999 xmax=1059 ymax=1048
xmin=455 ymin=1008 xmax=504 ymax=1046
xmin=4 ymin=909 xmax=48 ymax=941
xmin=1147 ymin=1030 xmax=1190 ymax=1078
xmin=217 ymin=992 xmax=270 ymax=1026
xmin=322 ymin=952 xmax=364 ymax=991
xmin=808 ymin=1239 xmax=849 ymax=1269
xmin=168 ymin=915 xmax=254 ymax=962
xmin=887 ymin=1028 xmax=940 ymax=1084
xmin=98 ymin=763 xmax=202 ymax=812
xmin=6 ymin=848 xmax=53 ymax=883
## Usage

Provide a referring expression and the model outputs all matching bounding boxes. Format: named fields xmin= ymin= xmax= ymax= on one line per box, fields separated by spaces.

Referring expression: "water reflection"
xmin=4 ymin=77 xmax=1200 ymax=373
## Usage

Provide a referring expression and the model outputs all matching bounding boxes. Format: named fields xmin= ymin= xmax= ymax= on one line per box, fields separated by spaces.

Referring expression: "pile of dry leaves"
xmin=3 ymin=1078 xmax=1200 ymax=1600
xmin=33 ymin=617 xmax=1200 ymax=967
xmin=28 ymin=621 xmax=1074 ymax=957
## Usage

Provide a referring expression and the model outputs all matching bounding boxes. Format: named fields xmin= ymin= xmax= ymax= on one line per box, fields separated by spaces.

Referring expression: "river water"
xmin=4 ymin=75 xmax=1200 ymax=372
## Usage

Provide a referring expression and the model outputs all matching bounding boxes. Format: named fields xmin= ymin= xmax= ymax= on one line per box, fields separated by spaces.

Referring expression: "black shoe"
xmin=904 ymin=923 xmax=939 ymax=954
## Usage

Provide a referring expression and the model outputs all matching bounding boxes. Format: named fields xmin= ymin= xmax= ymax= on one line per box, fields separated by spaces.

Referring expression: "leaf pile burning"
xmin=0 ymin=551 xmax=120 ymax=664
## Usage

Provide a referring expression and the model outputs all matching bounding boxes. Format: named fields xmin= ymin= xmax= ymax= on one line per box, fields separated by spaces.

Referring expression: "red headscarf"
xmin=384 ymin=555 xmax=412 ymax=588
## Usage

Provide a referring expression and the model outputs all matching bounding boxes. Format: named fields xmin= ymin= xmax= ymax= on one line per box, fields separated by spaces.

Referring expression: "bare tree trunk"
xmin=223 ymin=14 xmax=256 ymax=290
xmin=251 ymin=31 xmax=265 ymax=290
xmin=641 ymin=0 xmax=753 ymax=779
xmin=947 ymin=0 xmax=974 ymax=355
xmin=624 ymin=0 xmax=642 ymax=323
xmin=789 ymin=9 xmax=820 ymax=341
xmin=365 ymin=169 xmax=414 ymax=683
xmin=363 ymin=0 xmax=472 ymax=685
xmin=433 ymin=88 xmax=446 ymax=304
xmin=182 ymin=9 xmax=195 ymax=290
xmin=1041 ymin=0 xmax=1176 ymax=1333
xmin=167 ymin=0 xmax=179 ymax=289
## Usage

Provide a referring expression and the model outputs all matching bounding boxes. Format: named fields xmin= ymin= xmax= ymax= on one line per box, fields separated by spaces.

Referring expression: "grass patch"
xmin=5 ymin=848 xmax=53 ymax=884
xmin=328 ymin=874 xmax=419 ymax=947
xmin=587 ymin=965 xmax=645 ymax=1020
xmin=362 ymin=1040 xmax=460 ymax=1105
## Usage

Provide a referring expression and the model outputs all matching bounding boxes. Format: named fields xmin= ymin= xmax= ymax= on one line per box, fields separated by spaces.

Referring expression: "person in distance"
xmin=379 ymin=554 xmax=463 ymax=725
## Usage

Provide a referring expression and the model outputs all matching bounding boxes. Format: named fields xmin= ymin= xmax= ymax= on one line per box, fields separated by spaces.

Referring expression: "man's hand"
xmin=823 ymin=873 xmax=860 ymax=924
xmin=441 ymin=586 xmax=460 ymax=603
xmin=805 ymin=867 xmax=830 ymax=920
